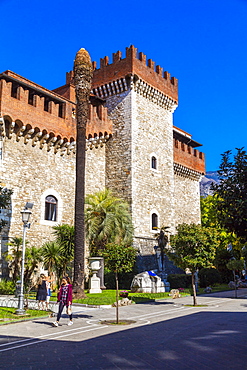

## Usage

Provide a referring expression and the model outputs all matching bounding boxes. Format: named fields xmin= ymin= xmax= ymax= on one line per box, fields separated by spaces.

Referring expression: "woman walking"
xmin=36 ymin=274 xmax=47 ymax=310
xmin=53 ymin=276 xmax=73 ymax=327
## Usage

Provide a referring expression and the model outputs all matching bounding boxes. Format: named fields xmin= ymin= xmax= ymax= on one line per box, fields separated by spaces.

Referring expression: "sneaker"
xmin=68 ymin=321 xmax=73 ymax=326
xmin=53 ymin=321 xmax=58 ymax=327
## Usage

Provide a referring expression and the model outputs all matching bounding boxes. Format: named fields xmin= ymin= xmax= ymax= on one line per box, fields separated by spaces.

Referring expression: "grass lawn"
xmin=51 ymin=289 xmax=189 ymax=305
xmin=0 ymin=307 xmax=49 ymax=324
xmin=28 ymin=284 xmax=233 ymax=306
xmin=71 ymin=284 xmax=233 ymax=305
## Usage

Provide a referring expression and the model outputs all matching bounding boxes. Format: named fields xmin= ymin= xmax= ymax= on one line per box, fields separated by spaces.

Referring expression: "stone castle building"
xmin=0 ymin=46 xmax=205 ymax=278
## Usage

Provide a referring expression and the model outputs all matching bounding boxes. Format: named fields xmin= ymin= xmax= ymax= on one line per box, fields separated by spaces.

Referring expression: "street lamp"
xmin=15 ymin=202 xmax=33 ymax=315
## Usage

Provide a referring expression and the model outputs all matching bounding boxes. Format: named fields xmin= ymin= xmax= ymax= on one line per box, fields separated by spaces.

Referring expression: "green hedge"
xmin=104 ymin=271 xmax=136 ymax=290
xmin=0 ymin=280 xmax=15 ymax=294
xmin=199 ymin=268 xmax=222 ymax=287
xmin=167 ymin=274 xmax=191 ymax=289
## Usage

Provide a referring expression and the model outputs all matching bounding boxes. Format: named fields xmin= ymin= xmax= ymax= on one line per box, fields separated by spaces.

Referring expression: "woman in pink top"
xmin=53 ymin=276 xmax=73 ymax=327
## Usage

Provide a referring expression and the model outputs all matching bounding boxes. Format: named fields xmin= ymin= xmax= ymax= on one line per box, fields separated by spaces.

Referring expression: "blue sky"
xmin=1 ymin=0 xmax=246 ymax=171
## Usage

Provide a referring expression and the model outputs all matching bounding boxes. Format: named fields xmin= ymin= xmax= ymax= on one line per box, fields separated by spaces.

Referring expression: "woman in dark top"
xmin=53 ymin=276 xmax=73 ymax=327
xmin=36 ymin=274 xmax=47 ymax=310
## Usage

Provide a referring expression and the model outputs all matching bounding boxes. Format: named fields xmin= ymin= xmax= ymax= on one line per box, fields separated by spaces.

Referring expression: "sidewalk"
xmin=0 ymin=289 xmax=246 ymax=369
xmin=1 ymin=287 xmax=246 ymax=312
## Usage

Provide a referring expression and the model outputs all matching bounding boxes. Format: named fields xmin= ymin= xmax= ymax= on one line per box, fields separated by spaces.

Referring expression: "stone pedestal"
xmin=88 ymin=257 xmax=102 ymax=294
xmin=89 ymin=274 xmax=102 ymax=294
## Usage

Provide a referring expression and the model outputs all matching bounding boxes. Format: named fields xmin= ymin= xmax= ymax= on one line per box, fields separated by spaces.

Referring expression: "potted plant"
xmin=119 ymin=290 xmax=129 ymax=298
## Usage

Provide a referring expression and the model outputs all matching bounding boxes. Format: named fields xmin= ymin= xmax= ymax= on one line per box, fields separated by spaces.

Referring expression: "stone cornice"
xmin=174 ymin=162 xmax=203 ymax=181
xmin=92 ymin=74 xmax=178 ymax=112
xmin=92 ymin=77 xmax=128 ymax=98
xmin=0 ymin=116 xmax=110 ymax=156
xmin=133 ymin=76 xmax=178 ymax=112
xmin=86 ymin=133 xmax=111 ymax=150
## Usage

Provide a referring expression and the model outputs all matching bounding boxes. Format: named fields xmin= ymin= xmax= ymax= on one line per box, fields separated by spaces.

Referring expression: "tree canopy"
xmin=169 ymin=224 xmax=219 ymax=272
xmin=0 ymin=186 xmax=13 ymax=231
xmin=211 ymin=147 xmax=247 ymax=242
xmin=101 ymin=243 xmax=136 ymax=275
xmin=169 ymin=223 xmax=220 ymax=305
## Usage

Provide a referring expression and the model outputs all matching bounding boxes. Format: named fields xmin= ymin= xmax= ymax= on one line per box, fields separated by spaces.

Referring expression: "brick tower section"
xmin=92 ymin=46 xmax=178 ymax=240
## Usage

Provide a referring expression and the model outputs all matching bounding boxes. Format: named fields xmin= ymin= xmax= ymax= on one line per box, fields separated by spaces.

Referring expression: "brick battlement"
xmin=173 ymin=138 xmax=205 ymax=174
xmin=0 ymin=71 xmax=112 ymax=149
xmin=92 ymin=45 xmax=178 ymax=102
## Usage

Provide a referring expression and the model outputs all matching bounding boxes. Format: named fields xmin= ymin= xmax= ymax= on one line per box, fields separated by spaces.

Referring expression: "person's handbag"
xmin=66 ymin=305 xmax=72 ymax=315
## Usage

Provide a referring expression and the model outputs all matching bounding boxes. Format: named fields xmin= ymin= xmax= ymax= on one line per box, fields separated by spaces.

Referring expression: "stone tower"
xmin=90 ymin=46 xmax=204 ymax=255
xmin=91 ymin=46 xmax=178 ymax=244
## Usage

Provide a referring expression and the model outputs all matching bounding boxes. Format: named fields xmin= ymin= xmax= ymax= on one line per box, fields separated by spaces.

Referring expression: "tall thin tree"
xmin=73 ymin=48 xmax=93 ymax=298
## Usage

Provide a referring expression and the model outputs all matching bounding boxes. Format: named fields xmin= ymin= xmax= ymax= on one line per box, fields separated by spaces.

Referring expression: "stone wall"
xmin=103 ymin=81 xmax=176 ymax=250
xmin=0 ymin=132 xmax=106 ymax=277
xmin=85 ymin=145 xmax=106 ymax=195
xmin=173 ymin=171 xmax=202 ymax=226
xmin=105 ymin=91 xmax=132 ymax=203
xmin=132 ymin=91 xmax=175 ymax=238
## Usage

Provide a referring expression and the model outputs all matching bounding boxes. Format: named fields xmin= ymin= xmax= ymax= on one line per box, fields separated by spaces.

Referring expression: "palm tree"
xmin=42 ymin=241 xmax=61 ymax=278
xmin=85 ymin=189 xmax=134 ymax=256
xmin=53 ymin=224 xmax=74 ymax=277
xmin=53 ymin=224 xmax=74 ymax=262
xmin=24 ymin=246 xmax=43 ymax=283
xmin=4 ymin=237 xmax=25 ymax=281
xmin=73 ymin=48 xmax=93 ymax=298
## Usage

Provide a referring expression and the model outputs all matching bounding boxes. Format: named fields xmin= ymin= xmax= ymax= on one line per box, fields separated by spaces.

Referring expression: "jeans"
xmin=57 ymin=301 xmax=72 ymax=321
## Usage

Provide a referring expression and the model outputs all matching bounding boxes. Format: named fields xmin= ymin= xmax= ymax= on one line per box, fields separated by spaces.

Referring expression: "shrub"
xmin=199 ymin=268 xmax=222 ymax=287
xmin=104 ymin=270 xmax=136 ymax=290
xmin=0 ymin=279 xmax=15 ymax=294
xmin=167 ymin=274 xmax=191 ymax=289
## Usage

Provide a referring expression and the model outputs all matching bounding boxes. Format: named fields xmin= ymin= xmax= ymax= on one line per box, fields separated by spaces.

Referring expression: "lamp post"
xmin=15 ymin=203 xmax=33 ymax=315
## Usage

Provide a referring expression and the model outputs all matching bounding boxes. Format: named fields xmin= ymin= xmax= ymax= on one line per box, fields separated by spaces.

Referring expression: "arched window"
xmin=151 ymin=156 xmax=157 ymax=170
xmin=152 ymin=213 xmax=158 ymax=230
xmin=45 ymin=195 xmax=57 ymax=221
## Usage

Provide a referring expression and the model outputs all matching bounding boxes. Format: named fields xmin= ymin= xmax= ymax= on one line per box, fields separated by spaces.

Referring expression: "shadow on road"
xmin=1 ymin=310 xmax=247 ymax=369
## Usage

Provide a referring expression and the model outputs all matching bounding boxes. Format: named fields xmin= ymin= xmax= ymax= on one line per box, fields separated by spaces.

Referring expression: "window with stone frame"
xmin=45 ymin=195 xmax=57 ymax=221
xmin=151 ymin=156 xmax=157 ymax=170
xmin=151 ymin=213 xmax=158 ymax=230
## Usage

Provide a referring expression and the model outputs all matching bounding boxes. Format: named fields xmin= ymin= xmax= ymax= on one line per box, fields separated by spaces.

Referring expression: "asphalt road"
xmin=0 ymin=289 xmax=247 ymax=370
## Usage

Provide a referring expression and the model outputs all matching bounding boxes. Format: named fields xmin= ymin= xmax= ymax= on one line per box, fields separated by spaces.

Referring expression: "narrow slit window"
xmin=11 ymin=83 xmax=19 ymax=99
xmin=152 ymin=213 xmax=158 ymax=230
xmin=45 ymin=195 xmax=57 ymax=221
xmin=151 ymin=156 xmax=157 ymax=169
xmin=44 ymin=97 xmax=50 ymax=112
xmin=28 ymin=90 xmax=35 ymax=106
xmin=58 ymin=103 xmax=65 ymax=118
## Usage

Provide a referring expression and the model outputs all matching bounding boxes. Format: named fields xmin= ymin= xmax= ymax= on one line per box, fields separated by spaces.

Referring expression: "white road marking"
xmin=0 ymin=324 xmax=99 ymax=348
xmin=0 ymin=325 xmax=108 ymax=353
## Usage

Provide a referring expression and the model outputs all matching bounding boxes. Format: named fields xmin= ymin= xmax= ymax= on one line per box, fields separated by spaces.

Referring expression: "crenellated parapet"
xmin=173 ymin=138 xmax=205 ymax=176
xmin=91 ymin=45 xmax=178 ymax=103
xmin=0 ymin=70 xmax=113 ymax=155
xmin=0 ymin=71 xmax=76 ymax=139
xmin=62 ymin=46 xmax=178 ymax=110
xmin=86 ymin=101 xmax=112 ymax=139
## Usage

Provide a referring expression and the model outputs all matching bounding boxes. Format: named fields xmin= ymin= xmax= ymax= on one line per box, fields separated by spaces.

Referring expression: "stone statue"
xmin=130 ymin=271 xmax=166 ymax=293
xmin=156 ymin=229 xmax=168 ymax=272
